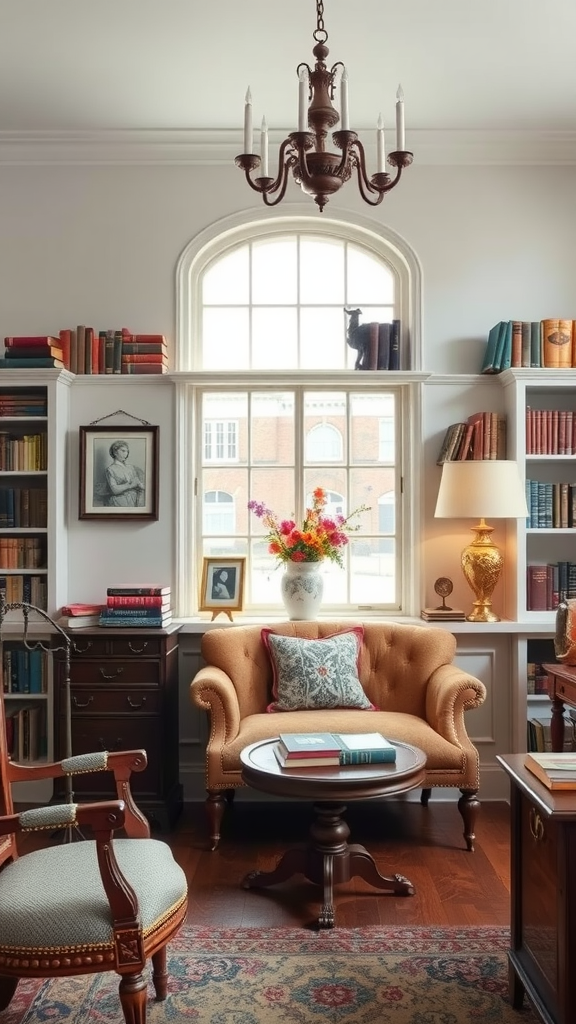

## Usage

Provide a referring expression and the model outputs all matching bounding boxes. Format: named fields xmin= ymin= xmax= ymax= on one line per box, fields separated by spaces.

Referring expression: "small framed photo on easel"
xmin=199 ymin=557 xmax=246 ymax=620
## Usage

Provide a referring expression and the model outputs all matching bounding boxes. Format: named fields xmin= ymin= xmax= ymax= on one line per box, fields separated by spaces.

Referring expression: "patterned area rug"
xmin=3 ymin=925 xmax=537 ymax=1023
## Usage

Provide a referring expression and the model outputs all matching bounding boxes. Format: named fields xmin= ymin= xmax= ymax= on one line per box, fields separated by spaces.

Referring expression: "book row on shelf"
xmin=527 ymin=662 xmax=552 ymax=695
xmin=0 ymin=575 xmax=47 ymax=608
xmin=0 ymin=432 xmax=47 ymax=471
xmin=481 ymin=319 xmax=576 ymax=374
xmin=436 ymin=411 xmax=506 ymax=464
xmin=0 ymin=487 xmax=47 ymax=528
xmin=0 ymin=330 xmax=168 ymax=376
xmin=5 ymin=701 xmax=46 ymax=763
xmin=2 ymin=647 xmax=47 ymax=694
xmin=0 ymin=537 xmax=45 ymax=570
xmin=526 ymin=562 xmax=576 ymax=611
xmin=58 ymin=585 xmax=173 ymax=629
xmin=0 ymin=390 xmax=47 ymax=416
xmin=526 ymin=408 xmax=576 ymax=455
xmin=354 ymin=320 xmax=402 ymax=371
xmin=527 ymin=715 xmax=575 ymax=754
xmin=526 ymin=480 xmax=576 ymax=529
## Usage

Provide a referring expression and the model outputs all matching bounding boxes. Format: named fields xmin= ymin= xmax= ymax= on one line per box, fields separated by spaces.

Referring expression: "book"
xmin=4 ymin=345 xmax=63 ymax=359
xmin=121 ymin=342 xmax=167 ymax=355
xmin=106 ymin=585 xmax=170 ymax=596
xmin=100 ymin=605 xmax=169 ymax=618
xmin=481 ymin=321 xmax=503 ymax=374
xmin=278 ymin=732 xmax=397 ymax=765
xmin=524 ymin=752 xmax=576 ymax=790
xmin=377 ymin=322 xmax=391 ymax=369
xmin=421 ymin=608 xmax=466 ymax=621
xmin=274 ymin=747 xmax=341 ymax=768
xmin=60 ymin=602 xmax=105 ymax=616
xmin=106 ymin=595 xmax=170 ymax=608
xmin=4 ymin=336 xmax=61 ymax=347
xmin=120 ymin=362 xmax=168 ymax=374
xmin=57 ymin=613 xmax=103 ymax=628
xmin=388 ymin=319 xmax=401 ymax=370
xmin=98 ymin=615 xmax=172 ymax=628
xmin=0 ymin=357 xmax=63 ymax=368
xmin=120 ymin=353 xmax=168 ymax=364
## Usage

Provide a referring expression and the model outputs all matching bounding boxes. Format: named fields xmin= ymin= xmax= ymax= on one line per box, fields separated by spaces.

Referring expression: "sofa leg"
xmin=225 ymin=788 xmax=236 ymax=804
xmin=458 ymin=789 xmax=480 ymax=852
xmin=206 ymin=790 xmax=226 ymax=851
xmin=420 ymin=787 xmax=432 ymax=806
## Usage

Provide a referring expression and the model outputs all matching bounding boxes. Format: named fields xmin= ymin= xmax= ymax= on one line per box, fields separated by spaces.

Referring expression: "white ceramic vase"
xmin=280 ymin=560 xmax=324 ymax=621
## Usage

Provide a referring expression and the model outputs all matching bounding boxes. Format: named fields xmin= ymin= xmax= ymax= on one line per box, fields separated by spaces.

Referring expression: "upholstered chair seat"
xmin=190 ymin=620 xmax=487 ymax=853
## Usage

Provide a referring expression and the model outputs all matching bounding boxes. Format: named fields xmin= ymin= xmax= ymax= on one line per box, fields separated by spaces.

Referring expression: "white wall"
xmin=0 ymin=158 xmax=575 ymax=600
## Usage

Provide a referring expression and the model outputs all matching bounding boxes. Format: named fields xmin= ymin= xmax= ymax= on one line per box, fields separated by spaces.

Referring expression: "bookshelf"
xmin=0 ymin=371 xmax=71 ymax=803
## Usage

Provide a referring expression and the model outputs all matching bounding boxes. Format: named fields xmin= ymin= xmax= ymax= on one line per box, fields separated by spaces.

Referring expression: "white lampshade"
xmin=434 ymin=460 xmax=528 ymax=519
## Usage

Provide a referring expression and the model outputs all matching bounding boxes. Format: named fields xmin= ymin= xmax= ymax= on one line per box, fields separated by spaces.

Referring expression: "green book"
xmin=481 ymin=321 xmax=503 ymax=374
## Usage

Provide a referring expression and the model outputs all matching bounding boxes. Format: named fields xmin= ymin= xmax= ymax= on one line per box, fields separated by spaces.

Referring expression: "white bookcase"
xmin=0 ymin=369 xmax=71 ymax=802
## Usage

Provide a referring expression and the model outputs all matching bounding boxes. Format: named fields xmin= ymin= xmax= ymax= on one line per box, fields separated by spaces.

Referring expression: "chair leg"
xmin=458 ymin=788 xmax=480 ymax=852
xmin=0 ymin=975 xmax=19 ymax=1010
xmin=152 ymin=946 xmax=168 ymax=1001
xmin=420 ymin=787 xmax=432 ymax=806
xmin=225 ymin=788 xmax=236 ymax=804
xmin=118 ymin=971 xmax=147 ymax=1024
xmin=206 ymin=790 xmax=227 ymax=851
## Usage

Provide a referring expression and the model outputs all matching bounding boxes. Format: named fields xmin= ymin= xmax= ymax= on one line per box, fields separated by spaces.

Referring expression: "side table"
xmin=542 ymin=663 xmax=576 ymax=752
xmin=497 ymin=753 xmax=576 ymax=1024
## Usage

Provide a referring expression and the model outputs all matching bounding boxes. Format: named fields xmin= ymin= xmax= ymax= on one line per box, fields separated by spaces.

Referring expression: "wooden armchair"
xmin=0 ymin=706 xmax=188 ymax=1024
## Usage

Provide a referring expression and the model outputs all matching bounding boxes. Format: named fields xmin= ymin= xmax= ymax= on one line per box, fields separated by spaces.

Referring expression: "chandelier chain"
xmin=313 ymin=0 xmax=327 ymax=44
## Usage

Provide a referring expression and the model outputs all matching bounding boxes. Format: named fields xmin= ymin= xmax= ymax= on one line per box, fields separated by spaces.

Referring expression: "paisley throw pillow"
xmin=262 ymin=626 xmax=374 ymax=712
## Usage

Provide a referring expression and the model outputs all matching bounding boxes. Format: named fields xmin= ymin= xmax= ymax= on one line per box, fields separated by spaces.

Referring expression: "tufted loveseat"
xmin=190 ymin=620 xmax=486 ymax=852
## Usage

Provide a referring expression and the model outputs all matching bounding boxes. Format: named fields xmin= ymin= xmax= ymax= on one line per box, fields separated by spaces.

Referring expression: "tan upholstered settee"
xmin=190 ymin=620 xmax=486 ymax=852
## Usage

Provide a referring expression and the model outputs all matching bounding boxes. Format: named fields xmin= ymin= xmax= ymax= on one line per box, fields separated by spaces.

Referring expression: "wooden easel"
xmin=211 ymin=610 xmax=234 ymax=622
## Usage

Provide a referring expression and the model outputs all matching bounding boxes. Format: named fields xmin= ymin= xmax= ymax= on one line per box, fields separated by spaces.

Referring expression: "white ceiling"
xmin=1 ymin=0 xmax=576 ymax=158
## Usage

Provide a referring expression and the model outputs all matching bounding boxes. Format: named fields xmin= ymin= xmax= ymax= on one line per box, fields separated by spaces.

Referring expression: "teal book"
xmin=481 ymin=321 xmax=503 ymax=373
xmin=0 ymin=357 xmax=63 ymax=368
xmin=98 ymin=615 xmax=170 ymax=628
xmin=494 ymin=320 xmax=512 ymax=371
xmin=530 ymin=321 xmax=542 ymax=367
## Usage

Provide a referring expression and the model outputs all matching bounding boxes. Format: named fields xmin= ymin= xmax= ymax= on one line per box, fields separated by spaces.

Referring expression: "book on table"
xmin=277 ymin=732 xmax=397 ymax=767
xmin=524 ymin=752 xmax=576 ymax=790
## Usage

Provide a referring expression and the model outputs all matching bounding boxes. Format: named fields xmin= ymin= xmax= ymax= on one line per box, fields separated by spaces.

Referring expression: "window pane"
xmin=203 ymin=309 xmax=249 ymax=369
xmin=203 ymin=246 xmax=249 ymax=304
xmin=253 ymin=308 xmax=297 ymax=369
xmin=347 ymin=245 xmax=394 ymax=305
xmin=350 ymin=539 xmax=397 ymax=604
xmin=300 ymin=237 xmax=345 ymax=304
xmin=251 ymin=392 xmax=295 ymax=466
xmin=249 ymin=469 xmax=295 ymax=534
xmin=252 ymin=238 xmax=297 ymax=304
xmin=300 ymin=307 xmax=347 ymax=369
xmin=350 ymin=392 xmax=395 ymax=463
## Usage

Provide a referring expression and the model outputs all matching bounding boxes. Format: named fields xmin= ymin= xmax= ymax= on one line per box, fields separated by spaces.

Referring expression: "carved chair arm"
xmin=0 ymin=800 xmax=141 ymax=936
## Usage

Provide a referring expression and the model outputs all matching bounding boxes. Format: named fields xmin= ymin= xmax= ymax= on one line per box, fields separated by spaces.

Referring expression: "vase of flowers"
xmin=248 ymin=487 xmax=370 ymax=620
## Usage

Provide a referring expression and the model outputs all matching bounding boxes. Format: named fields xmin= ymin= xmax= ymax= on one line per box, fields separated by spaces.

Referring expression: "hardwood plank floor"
xmin=169 ymin=797 xmax=512 ymax=929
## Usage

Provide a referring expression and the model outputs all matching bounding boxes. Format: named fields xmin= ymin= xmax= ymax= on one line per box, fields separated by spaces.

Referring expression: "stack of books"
xmin=98 ymin=585 xmax=172 ymax=628
xmin=421 ymin=607 xmax=466 ymax=622
xmin=274 ymin=732 xmax=397 ymax=768
xmin=0 ymin=336 xmax=64 ymax=370
xmin=120 ymin=332 xmax=168 ymax=375
xmin=524 ymin=751 xmax=576 ymax=790
xmin=58 ymin=603 xmax=106 ymax=629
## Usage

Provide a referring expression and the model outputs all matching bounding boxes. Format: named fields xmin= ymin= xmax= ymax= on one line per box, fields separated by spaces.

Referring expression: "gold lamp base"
xmin=461 ymin=518 xmax=503 ymax=623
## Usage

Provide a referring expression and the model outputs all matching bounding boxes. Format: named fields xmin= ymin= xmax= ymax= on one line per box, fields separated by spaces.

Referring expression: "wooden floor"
xmin=169 ymin=797 xmax=512 ymax=929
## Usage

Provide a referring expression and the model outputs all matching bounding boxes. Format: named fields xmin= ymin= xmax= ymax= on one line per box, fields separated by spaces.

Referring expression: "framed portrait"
xmin=79 ymin=425 xmax=159 ymax=521
xmin=199 ymin=557 xmax=246 ymax=615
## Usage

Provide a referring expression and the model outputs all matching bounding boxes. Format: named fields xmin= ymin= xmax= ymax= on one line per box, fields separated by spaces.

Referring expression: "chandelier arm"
xmin=261 ymin=138 xmax=297 ymax=196
xmin=349 ymin=140 xmax=386 ymax=204
xmin=262 ymin=156 xmax=295 ymax=206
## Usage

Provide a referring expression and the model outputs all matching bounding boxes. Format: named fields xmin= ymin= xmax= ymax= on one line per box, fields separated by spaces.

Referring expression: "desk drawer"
xmin=68 ymin=687 xmax=160 ymax=715
xmin=68 ymin=661 xmax=160 ymax=687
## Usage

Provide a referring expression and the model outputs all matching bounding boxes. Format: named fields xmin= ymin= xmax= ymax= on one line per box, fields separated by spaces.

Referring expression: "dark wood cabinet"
xmin=498 ymin=754 xmax=576 ymax=1024
xmin=53 ymin=624 xmax=182 ymax=831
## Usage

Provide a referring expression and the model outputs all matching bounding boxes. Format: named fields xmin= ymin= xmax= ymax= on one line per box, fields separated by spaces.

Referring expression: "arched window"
xmin=176 ymin=211 xmax=421 ymax=616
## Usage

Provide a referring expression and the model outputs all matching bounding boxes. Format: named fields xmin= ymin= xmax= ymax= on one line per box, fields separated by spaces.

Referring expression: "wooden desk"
xmin=498 ymin=754 xmax=576 ymax=1024
xmin=543 ymin=663 xmax=576 ymax=752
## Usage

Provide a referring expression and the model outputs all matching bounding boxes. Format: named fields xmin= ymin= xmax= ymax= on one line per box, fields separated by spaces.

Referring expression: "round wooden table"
xmin=240 ymin=737 xmax=427 ymax=929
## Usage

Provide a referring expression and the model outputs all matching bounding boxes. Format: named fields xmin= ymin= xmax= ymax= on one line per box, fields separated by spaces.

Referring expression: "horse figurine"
xmin=344 ymin=308 xmax=373 ymax=370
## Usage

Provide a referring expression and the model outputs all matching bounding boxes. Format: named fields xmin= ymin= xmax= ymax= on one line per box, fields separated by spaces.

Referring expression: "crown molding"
xmin=0 ymin=128 xmax=574 ymax=166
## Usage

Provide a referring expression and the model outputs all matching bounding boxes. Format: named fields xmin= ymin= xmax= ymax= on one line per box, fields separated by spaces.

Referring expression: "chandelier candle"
xmin=377 ymin=114 xmax=385 ymax=172
xmin=235 ymin=0 xmax=413 ymax=212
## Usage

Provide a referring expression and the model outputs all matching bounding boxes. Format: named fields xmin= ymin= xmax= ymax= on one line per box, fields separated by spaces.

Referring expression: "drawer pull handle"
xmin=98 ymin=667 xmax=124 ymax=680
xmin=127 ymin=697 xmax=146 ymax=709
xmin=72 ymin=696 xmax=94 ymax=709
xmin=529 ymin=807 xmax=545 ymax=842
xmin=72 ymin=642 xmax=93 ymax=655
xmin=128 ymin=641 xmax=149 ymax=654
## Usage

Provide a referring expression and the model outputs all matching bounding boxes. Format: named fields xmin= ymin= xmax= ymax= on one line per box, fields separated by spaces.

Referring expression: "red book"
xmin=107 ymin=585 xmax=170 ymax=596
xmin=107 ymin=595 xmax=169 ymax=608
xmin=60 ymin=602 xmax=106 ymax=616
xmin=120 ymin=353 xmax=167 ymax=363
xmin=121 ymin=363 xmax=167 ymax=374
xmin=4 ymin=336 xmax=61 ymax=346
xmin=59 ymin=329 xmax=71 ymax=370
xmin=122 ymin=342 xmax=167 ymax=355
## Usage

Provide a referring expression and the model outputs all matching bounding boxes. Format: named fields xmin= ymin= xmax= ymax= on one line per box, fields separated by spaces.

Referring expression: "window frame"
xmin=175 ymin=208 xmax=423 ymax=619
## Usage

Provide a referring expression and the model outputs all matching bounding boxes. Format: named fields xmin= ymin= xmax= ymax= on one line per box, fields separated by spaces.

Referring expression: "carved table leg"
xmin=318 ymin=853 xmax=335 ymax=929
xmin=550 ymin=695 xmax=566 ymax=753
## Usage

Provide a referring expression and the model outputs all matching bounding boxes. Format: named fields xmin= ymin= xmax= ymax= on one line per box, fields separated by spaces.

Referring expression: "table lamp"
xmin=434 ymin=460 xmax=528 ymax=622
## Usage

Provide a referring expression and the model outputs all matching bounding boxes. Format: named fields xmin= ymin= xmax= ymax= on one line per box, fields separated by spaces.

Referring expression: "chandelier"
xmin=235 ymin=0 xmax=413 ymax=213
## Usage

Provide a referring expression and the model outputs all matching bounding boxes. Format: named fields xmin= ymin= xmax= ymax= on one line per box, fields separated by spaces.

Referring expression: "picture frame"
xmin=79 ymin=425 xmax=159 ymax=521
xmin=199 ymin=557 xmax=246 ymax=619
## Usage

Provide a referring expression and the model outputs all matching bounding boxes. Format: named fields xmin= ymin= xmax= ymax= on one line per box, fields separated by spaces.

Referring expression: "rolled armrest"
xmin=425 ymin=664 xmax=486 ymax=747
xmin=190 ymin=666 xmax=242 ymax=742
